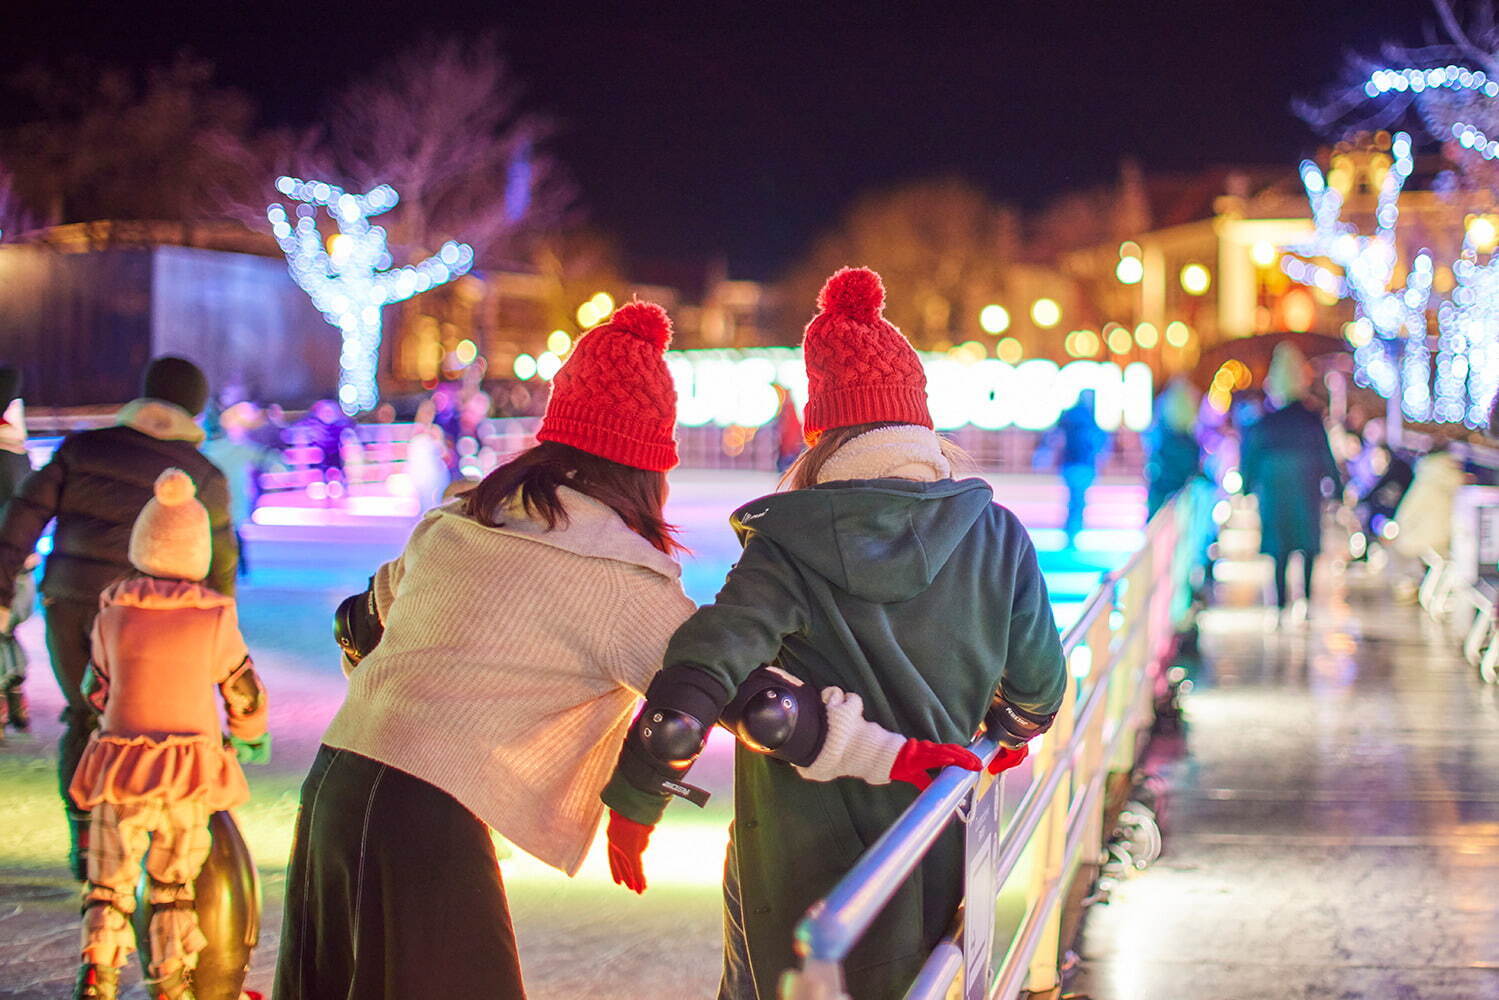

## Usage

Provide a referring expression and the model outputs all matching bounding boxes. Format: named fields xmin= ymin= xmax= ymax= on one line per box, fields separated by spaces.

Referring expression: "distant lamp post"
xmin=1180 ymin=263 xmax=1212 ymax=296
xmin=1250 ymin=241 xmax=1279 ymax=269
xmin=576 ymin=291 xmax=616 ymax=329
xmin=1030 ymin=298 xmax=1062 ymax=329
xmin=268 ymin=176 xmax=474 ymax=414
xmin=1116 ymin=241 xmax=1144 ymax=284
xmin=979 ymin=303 xmax=1011 ymax=334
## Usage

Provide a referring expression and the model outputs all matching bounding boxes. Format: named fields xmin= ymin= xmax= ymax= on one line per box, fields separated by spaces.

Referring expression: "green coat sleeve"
xmin=599 ymin=536 xmax=807 ymax=826
xmin=199 ymin=467 xmax=239 ymax=597
xmin=998 ymin=534 xmax=1068 ymax=717
xmin=661 ymin=534 xmax=809 ymax=695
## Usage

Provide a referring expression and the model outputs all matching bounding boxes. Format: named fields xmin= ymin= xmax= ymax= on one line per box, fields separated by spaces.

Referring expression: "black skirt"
xmin=274 ymin=745 xmax=527 ymax=1000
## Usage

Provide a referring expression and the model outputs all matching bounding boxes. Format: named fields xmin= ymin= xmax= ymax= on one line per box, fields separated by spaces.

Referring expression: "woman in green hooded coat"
xmin=601 ymin=268 xmax=1068 ymax=1000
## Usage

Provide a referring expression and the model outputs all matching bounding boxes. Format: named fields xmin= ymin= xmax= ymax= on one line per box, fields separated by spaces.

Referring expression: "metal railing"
xmin=782 ymin=480 xmax=1216 ymax=1000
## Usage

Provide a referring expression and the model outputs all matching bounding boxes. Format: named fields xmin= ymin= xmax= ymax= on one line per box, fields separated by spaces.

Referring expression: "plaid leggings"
xmin=81 ymin=798 xmax=212 ymax=976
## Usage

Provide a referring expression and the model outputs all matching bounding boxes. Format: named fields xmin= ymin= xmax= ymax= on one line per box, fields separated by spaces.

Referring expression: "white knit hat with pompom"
xmin=128 ymin=469 xmax=211 ymax=581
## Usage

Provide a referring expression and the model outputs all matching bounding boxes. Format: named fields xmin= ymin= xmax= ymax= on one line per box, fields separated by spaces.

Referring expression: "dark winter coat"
xmin=1145 ymin=426 xmax=1202 ymax=518
xmin=622 ymin=478 xmax=1066 ymax=999
xmin=1058 ymin=404 xmax=1109 ymax=469
xmin=0 ymin=449 xmax=31 ymax=508
xmin=0 ymin=400 xmax=237 ymax=606
xmin=1240 ymin=401 xmax=1341 ymax=560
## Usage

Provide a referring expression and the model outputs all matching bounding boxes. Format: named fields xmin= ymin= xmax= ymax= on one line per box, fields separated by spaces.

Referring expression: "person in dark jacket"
xmin=1240 ymin=344 xmax=1341 ymax=615
xmin=0 ymin=365 xmax=35 ymax=733
xmin=1054 ymin=390 xmax=1110 ymax=546
xmin=1145 ymin=378 xmax=1204 ymax=519
xmin=601 ymin=269 xmax=1068 ymax=1000
xmin=0 ymin=356 xmax=237 ymax=878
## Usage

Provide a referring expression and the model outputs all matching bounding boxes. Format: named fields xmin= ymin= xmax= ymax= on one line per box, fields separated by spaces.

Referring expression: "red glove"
xmin=987 ymin=743 xmax=1029 ymax=775
xmin=889 ymin=740 xmax=982 ymax=791
xmin=605 ymin=809 xmax=653 ymax=894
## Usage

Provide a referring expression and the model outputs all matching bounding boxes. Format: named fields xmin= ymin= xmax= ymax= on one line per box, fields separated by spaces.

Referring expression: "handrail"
xmin=783 ymin=479 xmax=1217 ymax=1000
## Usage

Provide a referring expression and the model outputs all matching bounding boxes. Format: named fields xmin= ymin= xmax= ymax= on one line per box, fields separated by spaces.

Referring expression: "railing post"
xmin=1021 ymin=651 xmax=1078 ymax=995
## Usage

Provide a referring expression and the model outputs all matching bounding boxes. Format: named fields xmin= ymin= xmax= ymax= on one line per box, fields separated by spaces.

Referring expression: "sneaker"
xmin=74 ymin=964 xmax=120 ymax=1000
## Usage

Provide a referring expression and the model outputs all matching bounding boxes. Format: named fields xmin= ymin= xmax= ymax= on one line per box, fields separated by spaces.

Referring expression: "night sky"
xmin=5 ymin=1 xmax=1437 ymax=277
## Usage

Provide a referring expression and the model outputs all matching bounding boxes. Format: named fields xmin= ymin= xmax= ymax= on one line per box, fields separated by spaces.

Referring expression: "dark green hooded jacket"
xmin=605 ymin=477 xmax=1066 ymax=999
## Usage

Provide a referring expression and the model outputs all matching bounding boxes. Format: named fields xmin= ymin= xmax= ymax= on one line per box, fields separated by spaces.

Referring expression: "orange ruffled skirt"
xmin=70 ymin=733 xmax=250 ymax=812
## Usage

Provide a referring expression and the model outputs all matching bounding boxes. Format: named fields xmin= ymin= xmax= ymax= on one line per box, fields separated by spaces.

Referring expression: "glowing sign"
xmin=666 ymin=348 xmax=1153 ymax=432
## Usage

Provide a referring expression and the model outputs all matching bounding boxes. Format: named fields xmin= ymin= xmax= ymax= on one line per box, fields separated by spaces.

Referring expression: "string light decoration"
xmin=268 ymin=177 xmax=475 ymax=413
xmin=1286 ymin=132 xmax=1437 ymax=416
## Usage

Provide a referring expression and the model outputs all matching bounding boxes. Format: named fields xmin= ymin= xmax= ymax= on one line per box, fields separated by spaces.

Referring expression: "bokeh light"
xmin=1030 ymin=298 xmax=1062 ymax=328
xmin=979 ymin=304 xmax=1011 ymax=334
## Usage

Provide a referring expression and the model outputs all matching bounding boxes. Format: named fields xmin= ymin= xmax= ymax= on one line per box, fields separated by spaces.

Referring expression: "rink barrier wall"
xmin=781 ymin=481 xmax=1216 ymax=1000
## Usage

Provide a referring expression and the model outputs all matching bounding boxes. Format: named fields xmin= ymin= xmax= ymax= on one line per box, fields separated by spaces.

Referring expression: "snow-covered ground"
xmin=0 ymin=470 xmax=1142 ymax=999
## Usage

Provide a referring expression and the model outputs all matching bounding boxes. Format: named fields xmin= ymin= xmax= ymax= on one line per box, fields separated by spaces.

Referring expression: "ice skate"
xmin=73 ymin=963 xmax=120 ymax=1000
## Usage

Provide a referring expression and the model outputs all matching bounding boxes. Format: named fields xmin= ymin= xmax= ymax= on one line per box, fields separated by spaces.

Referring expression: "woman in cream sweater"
xmin=274 ymin=301 xmax=975 ymax=1000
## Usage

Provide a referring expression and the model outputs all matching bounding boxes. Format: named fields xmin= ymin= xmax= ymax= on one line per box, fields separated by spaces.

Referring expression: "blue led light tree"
xmin=268 ymin=176 xmax=474 ymax=414
xmin=1290 ymin=3 xmax=1499 ymax=426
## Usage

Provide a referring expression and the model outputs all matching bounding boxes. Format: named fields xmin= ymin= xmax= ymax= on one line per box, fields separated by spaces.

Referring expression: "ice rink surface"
xmin=0 ymin=470 xmax=1143 ymax=999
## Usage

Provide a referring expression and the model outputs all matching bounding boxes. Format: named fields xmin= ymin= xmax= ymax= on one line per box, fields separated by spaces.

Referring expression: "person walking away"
xmin=276 ymin=301 xmax=968 ymax=1000
xmin=601 ymin=269 xmax=1067 ymax=1000
xmin=0 ymin=365 xmax=36 ymax=733
xmin=0 ymin=356 xmax=238 ymax=878
xmin=1145 ymin=378 xmax=1203 ymax=519
xmin=1239 ymin=344 xmax=1341 ymax=618
xmin=70 ymin=470 xmax=268 ymax=1000
xmin=202 ymin=402 xmax=280 ymax=578
xmin=1054 ymin=390 xmax=1110 ymax=546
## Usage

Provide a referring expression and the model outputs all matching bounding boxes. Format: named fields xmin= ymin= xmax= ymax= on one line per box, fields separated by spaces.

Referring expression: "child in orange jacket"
xmin=68 ymin=469 xmax=269 ymax=1000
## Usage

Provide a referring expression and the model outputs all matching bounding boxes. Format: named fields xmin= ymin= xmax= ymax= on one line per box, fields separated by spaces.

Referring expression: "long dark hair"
xmin=463 ymin=441 xmax=683 ymax=555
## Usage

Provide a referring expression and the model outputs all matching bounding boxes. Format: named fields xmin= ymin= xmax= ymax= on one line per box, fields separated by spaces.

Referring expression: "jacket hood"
xmin=100 ymin=576 xmax=233 ymax=610
xmin=731 ymin=478 xmax=993 ymax=603
xmin=437 ymin=486 xmax=682 ymax=581
xmin=116 ymin=399 xmax=206 ymax=444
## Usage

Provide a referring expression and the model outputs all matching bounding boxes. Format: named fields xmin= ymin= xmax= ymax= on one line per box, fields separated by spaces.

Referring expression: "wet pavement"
xmin=1069 ymin=514 xmax=1499 ymax=1000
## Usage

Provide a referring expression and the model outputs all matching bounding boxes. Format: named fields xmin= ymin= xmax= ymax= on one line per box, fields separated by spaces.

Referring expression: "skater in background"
xmin=1144 ymin=378 xmax=1204 ymax=519
xmin=1389 ymin=441 xmax=1468 ymax=571
xmin=601 ymin=269 xmax=1065 ymax=1000
xmin=69 ymin=470 xmax=268 ymax=1000
xmin=276 ymin=302 xmax=966 ymax=1000
xmin=1240 ymin=344 xmax=1341 ymax=617
xmin=0 ymin=357 xmax=238 ymax=878
xmin=202 ymin=402 xmax=282 ymax=577
xmin=1049 ymin=389 xmax=1110 ymax=546
xmin=0 ymin=365 xmax=34 ymax=733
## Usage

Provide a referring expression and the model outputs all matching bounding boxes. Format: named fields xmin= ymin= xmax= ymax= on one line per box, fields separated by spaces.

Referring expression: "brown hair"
xmin=781 ymin=421 xmax=971 ymax=491
xmin=463 ymin=441 xmax=683 ymax=555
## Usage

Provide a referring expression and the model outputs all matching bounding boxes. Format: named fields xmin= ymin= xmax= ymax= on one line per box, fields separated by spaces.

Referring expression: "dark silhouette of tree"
xmin=779 ymin=178 xmax=1021 ymax=348
xmin=322 ymin=35 xmax=574 ymax=268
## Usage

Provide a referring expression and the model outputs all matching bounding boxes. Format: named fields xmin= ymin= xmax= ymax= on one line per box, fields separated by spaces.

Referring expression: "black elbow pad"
xmin=614 ymin=667 xmax=724 ymax=808
xmin=334 ymin=577 xmax=384 ymax=666
xmin=985 ymin=695 xmax=1055 ymax=749
xmin=721 ymin=666 xmax=827 ymax=767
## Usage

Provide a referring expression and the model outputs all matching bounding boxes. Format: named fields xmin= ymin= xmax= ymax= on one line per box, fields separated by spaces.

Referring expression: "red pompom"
xmin=608 ymin=300 xmax=673 ymax=350
xmin=817 ymin=267 xmax=885 ymax=321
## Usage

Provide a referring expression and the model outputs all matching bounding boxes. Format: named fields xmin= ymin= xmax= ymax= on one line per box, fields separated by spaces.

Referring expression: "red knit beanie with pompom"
xmin=801 ymin=267 xmax=931 ymax=437
xmin=537 ymin=300 xmax=680 ymax=471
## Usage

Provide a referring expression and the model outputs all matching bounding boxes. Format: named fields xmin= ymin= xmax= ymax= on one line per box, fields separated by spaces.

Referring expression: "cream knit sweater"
xmin=322 ymin=490 xmax=696 ymax=876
